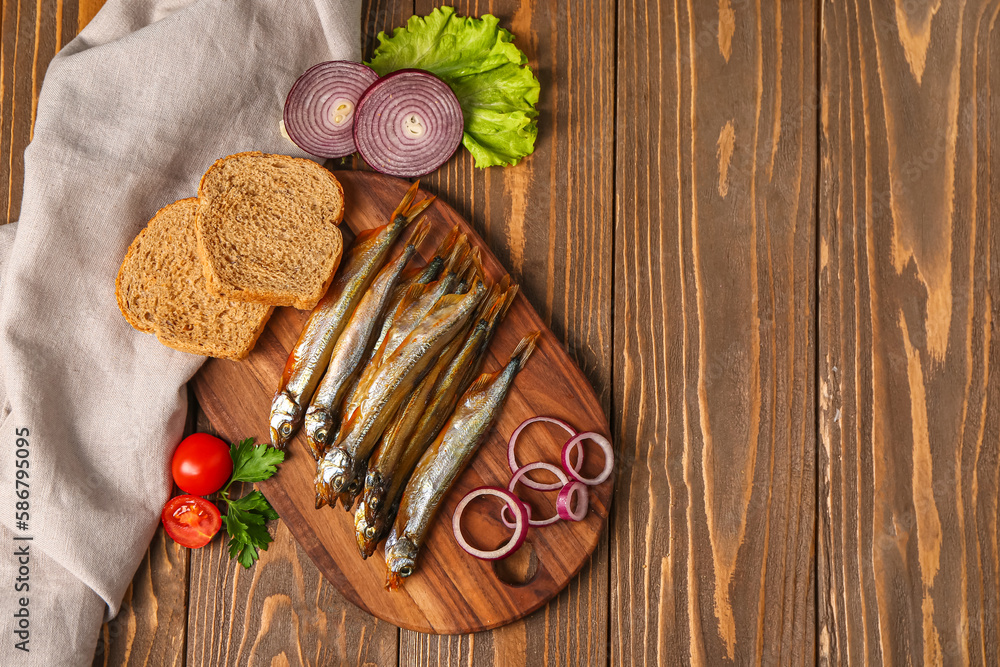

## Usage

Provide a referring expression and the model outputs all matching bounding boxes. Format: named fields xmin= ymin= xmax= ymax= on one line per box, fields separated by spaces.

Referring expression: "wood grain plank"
xmin=614 ymin=0 xmax=818 ymax=664
xmin=395 ymin=0 xmax=614 ymax=663
xmin=91 ymin=525 xmax=190 ymax=667
xmin=185 ymin=490 xmax=398 ymax=667
xmin=75 ymin=0 xmax=98 ymax=34
xmin=1 ymin=0 xmax=79 ymax=225
xmin=818 ymin=0 xmax=1000 ymax=663
xmin=185 ymin=414 xmax=399 ymax=667
xmin=2 ymin=0 xmax=35 ymax=223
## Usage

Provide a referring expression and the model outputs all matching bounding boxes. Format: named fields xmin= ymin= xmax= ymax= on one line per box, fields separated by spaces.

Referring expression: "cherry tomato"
xmin=161 ymin=495 xmax=221 ymax=548
xmin=171 ymin=433 xmax=233 ymax=495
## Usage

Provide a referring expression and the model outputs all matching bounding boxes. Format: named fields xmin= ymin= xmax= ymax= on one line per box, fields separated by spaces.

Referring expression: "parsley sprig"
xmin=217 ymin=438 xmax=285 ymax=568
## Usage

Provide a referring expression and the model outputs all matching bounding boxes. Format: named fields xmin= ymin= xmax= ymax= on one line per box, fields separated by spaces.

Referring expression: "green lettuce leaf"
xmin=367 ymin=6 xmax=540 ymax=168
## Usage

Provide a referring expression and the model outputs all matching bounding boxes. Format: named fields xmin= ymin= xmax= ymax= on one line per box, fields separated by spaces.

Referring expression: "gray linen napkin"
xmin=0 ymin=0 xmax=360 ymax=663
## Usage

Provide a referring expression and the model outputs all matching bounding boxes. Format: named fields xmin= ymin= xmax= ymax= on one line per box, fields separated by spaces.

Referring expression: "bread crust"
xmin=115 ymin=225 xmax=156 ymax=333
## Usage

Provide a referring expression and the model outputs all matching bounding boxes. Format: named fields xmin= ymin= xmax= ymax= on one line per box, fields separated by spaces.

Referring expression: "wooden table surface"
xmin=2 ymin=0 xmax=995 ymax=664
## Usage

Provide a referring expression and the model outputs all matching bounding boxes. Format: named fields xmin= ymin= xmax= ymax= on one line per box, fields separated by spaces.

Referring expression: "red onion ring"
xmin=283 ymin=61 xmax=378 ymax=158
xmin=562 ymin=432 xmax=614 ymax=486
xmin=501 ymin=462 xmax=569 ymax=527
xmin=500 ymin=503 xmax=532 ymax=529
xmin=453 ymin=486 xmax=528 ymax=561
xmin=353 ymin=69 xmax=464 ymax=178
xmin=508 ymin=417 xmax=581 ymax=491
xmin=556 ymin=482 xmax=589 ymax=521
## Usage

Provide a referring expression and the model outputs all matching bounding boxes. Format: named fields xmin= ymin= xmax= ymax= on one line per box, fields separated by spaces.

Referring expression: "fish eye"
xmin=370 ymin=497 xmax=380 ymax=509
xmin=399 ymin=565 xmax=413 ymax=577
xmin=280 ymin=423 xmax=292 ymax=436
xmin=365 ymin=526 xmax=376 ymax=539
xmin=332 ymin=475 xmax=344 ymax=490
xmin=316 ymin=429 xmax=327 ymax=443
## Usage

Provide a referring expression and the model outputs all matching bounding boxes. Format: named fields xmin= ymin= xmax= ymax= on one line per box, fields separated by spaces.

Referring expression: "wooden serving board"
xmin=191 ymin=171 xmax=613 ymax=635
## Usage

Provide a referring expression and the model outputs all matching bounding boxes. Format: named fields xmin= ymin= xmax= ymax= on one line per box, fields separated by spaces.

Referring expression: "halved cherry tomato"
xmin=171 ymin=433 xmax=233 ymax=496
xmin=161 ymin=495 xmax=221 ymax=548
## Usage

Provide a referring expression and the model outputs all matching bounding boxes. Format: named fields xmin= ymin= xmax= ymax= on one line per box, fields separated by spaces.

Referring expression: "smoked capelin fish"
xmin=315 ymin=279 xmax=487 ymax=505
xmin=354 ymin=499 xmax=381 ymax=557
xmin=353 ymin=330 xmax=470 ymax=552
xmin=268 ymin=181 xmax=434 ymax=448
xmin=354 ymin=290 xmax=509 ymax=558
xmin=331 ymin=249 xmax=449 ymax=447
xmin=350 ymin=280 xmax=516 ymax=557
xmin=348 ymin=280 xmax=484 ymax=536
xmin=315 ymin=259 xmax=474 ymax=509
xmin=377 ymin=239 xmax=473 ymax=364
xmin=359 ymin=340 xmax=461 ymax=523
xmin=351 ymin=229 xmax=457 ymax=403
xmin=331 ymin=235 xmax=473 ymax=451
xmin=332 ymin=451 xmax=371 ymax=513
xmin=302 ymin=219 xmax=431 ymax=460
xmin=362 ymin=279 xmax=517 ymax=528
xmin=384 ymin=331 xmax=541 ymax=590
xmin=367 ymin=226 xmax=458 ymax=359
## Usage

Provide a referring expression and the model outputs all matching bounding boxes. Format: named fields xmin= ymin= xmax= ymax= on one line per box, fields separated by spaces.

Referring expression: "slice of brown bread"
xmin=116 ymin=226 xmax=158 ymax=334
xmin=195 ymin=152 xmax=344 ymax=310
xmin=115 ymin=198 xmax=273 ymax=361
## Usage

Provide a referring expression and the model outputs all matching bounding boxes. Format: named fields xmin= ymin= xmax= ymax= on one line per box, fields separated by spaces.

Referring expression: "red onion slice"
xmin=508 ymin=417 xmax=581 ymax=491
xmin=453 ymin=486 xmax=528 ymax=561
xmin=502 ymin=462 xmax=569 ymax=527
xmin=562 ymin=432 xmax=614 ymax=486
xmin=556 ymin=482 xmax=589 ymax=521
xmin=354 ymin=69 xmax=464 ymax=178
xmin=500 ymin=503 xmax=532 ymax=529
xmin=283 ymin=61 xmax=379 ymax=158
